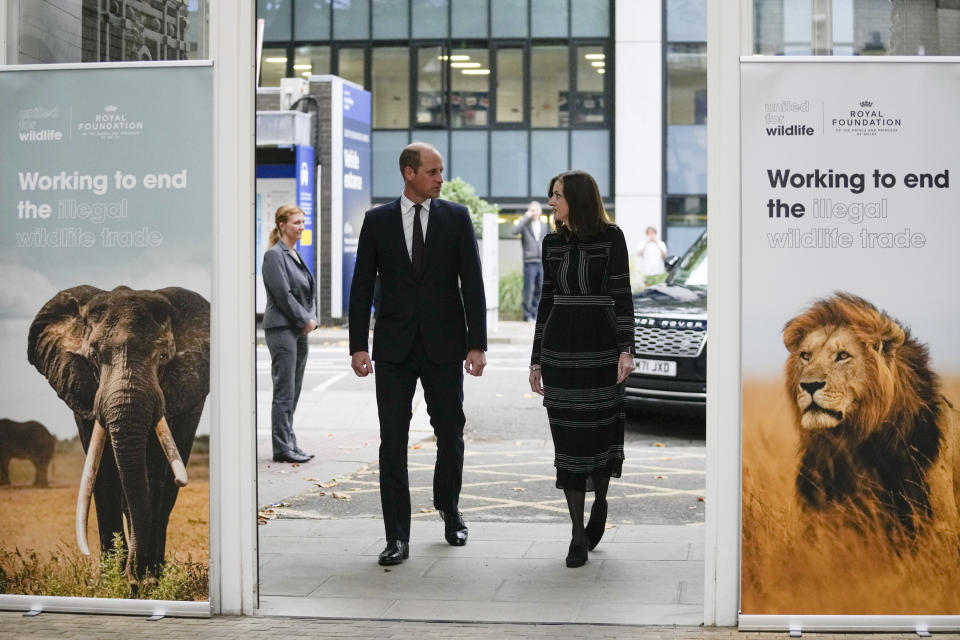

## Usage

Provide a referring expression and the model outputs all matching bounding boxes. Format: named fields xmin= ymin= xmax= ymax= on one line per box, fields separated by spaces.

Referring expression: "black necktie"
xmin=412 ymin=203 xmax=424 ymax=274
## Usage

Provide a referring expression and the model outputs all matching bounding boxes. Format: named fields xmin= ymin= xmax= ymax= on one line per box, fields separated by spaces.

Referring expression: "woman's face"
xmin=280 ymin=212 xmax=305 ymax=243
xmin=548 ymin=179 xmax=568 ymax=225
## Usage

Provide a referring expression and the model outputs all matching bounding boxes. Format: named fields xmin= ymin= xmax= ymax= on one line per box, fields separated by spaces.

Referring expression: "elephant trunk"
xmin=108 ymin=419 xmax=154 ymax=585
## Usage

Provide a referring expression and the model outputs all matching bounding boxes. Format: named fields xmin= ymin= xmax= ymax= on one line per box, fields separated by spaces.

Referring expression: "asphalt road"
xmin=257 ymin=342 xmax=706 ymax=526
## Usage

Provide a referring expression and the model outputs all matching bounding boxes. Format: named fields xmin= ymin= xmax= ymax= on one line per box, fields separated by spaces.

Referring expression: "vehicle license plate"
xmin=634 ymin=358 xmax=677 ymax=377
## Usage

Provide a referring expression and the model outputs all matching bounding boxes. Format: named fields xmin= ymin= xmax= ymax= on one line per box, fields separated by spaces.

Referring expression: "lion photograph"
xmin=742 ymin=292 xmax=960 ymax=614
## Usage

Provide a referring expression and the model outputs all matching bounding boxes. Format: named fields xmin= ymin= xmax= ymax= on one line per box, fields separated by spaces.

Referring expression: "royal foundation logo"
xmin=763 ymin=99 xmax=816 ymax=137
xmin=830 ymin=99 xmax=901 ymax=136
xmin=76 ymin=104 xmax=145 ymax=140
xmin=18 ymin=106 xmax=64 ymax=143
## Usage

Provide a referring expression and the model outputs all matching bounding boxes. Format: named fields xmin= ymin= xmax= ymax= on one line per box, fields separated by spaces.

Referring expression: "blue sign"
xmin=295 ymin=144 xmax=316 ymax=275
xmin=341 ymin=84 xmax=371 ymax=316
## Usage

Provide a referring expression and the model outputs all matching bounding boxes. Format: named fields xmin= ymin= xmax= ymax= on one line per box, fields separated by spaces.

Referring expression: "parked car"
xmin=625 ymin=230 xmax=707 ymax=412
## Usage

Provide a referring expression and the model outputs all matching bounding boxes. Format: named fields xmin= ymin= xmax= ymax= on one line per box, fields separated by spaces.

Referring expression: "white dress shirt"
xmin=400 ymin=193 xmax=430 ymax=259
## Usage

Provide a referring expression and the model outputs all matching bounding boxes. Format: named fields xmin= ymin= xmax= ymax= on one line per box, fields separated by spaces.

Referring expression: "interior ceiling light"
xmin=301 ymin=72 xmax=311 ymax=77
xmin=293 ymin=64 xmax=312 ymax=70
xmin=439 ymin=55 xmax=471 ymax=61
xmin=597 ymin=68 xmax=606 ymax=74
xmin=451 ymin=62 xmax=481 ymax=68
xmin=265 ymin=57 xmax=287 ymax=63
xmin=591 ymin=61 xmax=605 ymax=67
xmin=461 ymin=69 xmax=491 ymax=75
xmin=584 ymin=53 xmax=605 ymax=60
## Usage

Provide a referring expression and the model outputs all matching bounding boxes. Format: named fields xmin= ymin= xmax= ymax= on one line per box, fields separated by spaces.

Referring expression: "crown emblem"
xmin=104 ymin=105 xmax=118 ymax=112
xmin=859 ymin=100 xmax=873 ymax=108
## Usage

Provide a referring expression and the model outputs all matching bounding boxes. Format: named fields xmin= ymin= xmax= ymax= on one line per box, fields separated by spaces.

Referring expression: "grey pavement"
xmin=253 ymin=319 xmax=706 ymax=625
xmin=0 ymin=611 xmax=951 ymax=639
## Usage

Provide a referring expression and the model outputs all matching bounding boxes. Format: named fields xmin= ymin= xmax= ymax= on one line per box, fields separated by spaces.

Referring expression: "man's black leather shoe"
xmin=272 ymin=450 xmax=311 ymax=463
xmin=293 ymin=448 xmax=315 ymax=460
xmin=377 ymin=540 xmax=409 ymax=566
xmin=438 ymin=510 xmax=468 ymax=546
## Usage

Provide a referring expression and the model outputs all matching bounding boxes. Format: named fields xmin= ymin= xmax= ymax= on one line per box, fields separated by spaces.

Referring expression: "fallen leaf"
xmin=697 ymin=496 xmax=705 ymax=502
xmin=660 ymin=457 xmax=673 ymax=462
xmin=512 ymin=487 xmax=525 ymax=492
xmin=604 ymin=524 xmax=615 ymax=530
xmin=411 ymin=444 xmax=422 ymax=450
xmin=305 ymin=477 xmax=319 ymax=482
xmin=418 ymin=508 xmax=433 ymax=513
xmin=291 ymin=463 xmax=300 ymax=467
xmin=349 ymin=487 xmax=360 ymax=492
xmin=655 ymin=475 xmax=667 ymax=480
xmin=331 ymin=492 xmax=352 ymax=501
xmin=654 ymin=442 xmax=665 ymax=448
xmin=317 ymin=481 xmax=338 ymax=489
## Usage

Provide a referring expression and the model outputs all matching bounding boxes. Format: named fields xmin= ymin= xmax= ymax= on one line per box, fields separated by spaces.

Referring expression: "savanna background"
xmin=741 ymin=376 xmax=960 ymax=614
xmin=0 ymin=436 xmax=209 ymax=600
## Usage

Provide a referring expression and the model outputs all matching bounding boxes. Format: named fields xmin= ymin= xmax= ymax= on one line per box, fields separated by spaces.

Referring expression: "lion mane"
xmin=782 ymin=293 xmax=960 ymax=536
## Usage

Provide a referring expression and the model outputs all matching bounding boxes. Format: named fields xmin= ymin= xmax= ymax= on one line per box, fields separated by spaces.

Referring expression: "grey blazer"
xmin=262 ymin=241 xmax=316 ymax=330
xmin=512 ymin=215 xmax=548 ymax=263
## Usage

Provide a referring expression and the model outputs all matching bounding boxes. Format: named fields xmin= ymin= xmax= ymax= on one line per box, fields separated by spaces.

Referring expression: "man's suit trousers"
xmin=375 ymin=333 xmax=465 ymax=543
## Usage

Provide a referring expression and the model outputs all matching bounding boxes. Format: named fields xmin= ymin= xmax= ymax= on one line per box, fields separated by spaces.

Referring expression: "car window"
xmin=667 ymin=232 xmax=707 ymax=287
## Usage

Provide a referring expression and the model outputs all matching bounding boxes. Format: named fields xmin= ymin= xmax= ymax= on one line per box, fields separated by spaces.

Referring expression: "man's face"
xmin=647 ymin=229 xmax=657 ymax=241
xmin=404 ymin=149 xmax=444 ymax=201
xmin=527 ymin=202 xmax=542 ymax=219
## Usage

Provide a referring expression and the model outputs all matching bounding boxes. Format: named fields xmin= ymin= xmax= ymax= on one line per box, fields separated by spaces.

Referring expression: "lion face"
xmin=790 ymin=326 xmax=869 ymax=430
xmin=783 ymin=294 xmax=908 ymax=437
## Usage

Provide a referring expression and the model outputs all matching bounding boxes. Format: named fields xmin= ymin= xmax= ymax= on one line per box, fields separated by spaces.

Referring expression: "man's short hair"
xmin=399 ymin=142 xmax=439 ymax=176
xmin=646 ymin=226 xmax=657 ymax=234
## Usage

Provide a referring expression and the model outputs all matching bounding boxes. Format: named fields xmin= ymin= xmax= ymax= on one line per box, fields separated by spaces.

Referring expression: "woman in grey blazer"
xmin=262 ymin=204 xmax=317 ymax=463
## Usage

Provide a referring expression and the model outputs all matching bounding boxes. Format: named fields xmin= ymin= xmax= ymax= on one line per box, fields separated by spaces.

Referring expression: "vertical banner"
xmin=741 ymin=59 xmax=960 ymax=621
xmin=295 ymin=144 xmax=316 ymax=275
xmin=0 ymin=63 xmax=212 ymax=607
xmin=339 ymin=82 xmax=371 ymax=319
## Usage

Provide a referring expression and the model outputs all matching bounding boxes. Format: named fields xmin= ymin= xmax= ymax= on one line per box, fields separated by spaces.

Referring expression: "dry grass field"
xmin=741 ymin=377 xmax=960 ymax=615
xmin=0 ymin=438 xmax=208 ymax=599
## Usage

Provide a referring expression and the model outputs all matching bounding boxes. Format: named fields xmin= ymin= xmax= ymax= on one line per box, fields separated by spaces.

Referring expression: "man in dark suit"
xmin=349 ymin=142 xmax=487 ymax=566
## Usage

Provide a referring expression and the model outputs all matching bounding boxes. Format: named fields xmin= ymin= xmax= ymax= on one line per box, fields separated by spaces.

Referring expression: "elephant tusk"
xmin=155 ymin=416 xmax=188 ymax=487
xmin=76 ymin=421 xmax=107 ymax=556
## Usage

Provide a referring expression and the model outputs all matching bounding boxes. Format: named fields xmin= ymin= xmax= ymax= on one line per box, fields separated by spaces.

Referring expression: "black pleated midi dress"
xmin=531 ymin=225 xmax=635 ymax=491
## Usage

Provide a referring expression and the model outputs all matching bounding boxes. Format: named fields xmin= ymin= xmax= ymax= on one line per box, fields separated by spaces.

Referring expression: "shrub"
xmin=440 ymin=177 xmax=499 ymax=236
xmin=499 ymin=270 xmax=523 ymax=321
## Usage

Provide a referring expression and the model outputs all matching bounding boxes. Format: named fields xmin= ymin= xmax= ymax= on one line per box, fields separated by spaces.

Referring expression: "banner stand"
xmin=0 ymin=595 xmax=209 ymax=618
xmin=739 ymin=614 xmax=957 ymax=634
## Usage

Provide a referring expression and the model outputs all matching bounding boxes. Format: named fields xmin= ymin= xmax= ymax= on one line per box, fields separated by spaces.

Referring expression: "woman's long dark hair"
xmin=548 ymin=170 xmax=611 ymax=240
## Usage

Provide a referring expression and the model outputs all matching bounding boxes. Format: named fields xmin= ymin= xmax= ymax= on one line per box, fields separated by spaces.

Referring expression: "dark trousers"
xmin=265 ymin=327 xmax=309 ymax=457
xmin=374 ymin=333 xmax=465 ymax=542
xmin=522 ymin=261 xmax=543 ymax=321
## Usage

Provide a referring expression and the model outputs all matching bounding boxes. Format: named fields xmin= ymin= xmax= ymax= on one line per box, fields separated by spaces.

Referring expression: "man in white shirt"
xmin=638 ymin=225 xmax=668 ymax=285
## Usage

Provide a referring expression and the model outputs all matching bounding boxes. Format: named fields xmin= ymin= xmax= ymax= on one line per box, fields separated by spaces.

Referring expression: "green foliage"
xmin=0 ymin=535 xmax=208 ymax=601
xmin=499 ymin=270 xmax=523 ymax=321
xmin=440 ymin=177 xmax=499 ymax=236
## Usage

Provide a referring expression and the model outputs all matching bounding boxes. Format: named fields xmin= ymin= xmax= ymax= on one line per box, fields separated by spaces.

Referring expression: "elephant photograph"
xmin=0 ymin=419 xmax=56 ymax=487
xmin=26 ymin=284 xmax=210 ymax=591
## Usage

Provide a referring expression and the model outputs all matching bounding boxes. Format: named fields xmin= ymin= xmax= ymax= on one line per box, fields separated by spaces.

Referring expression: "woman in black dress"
xmin=528 ymin=170 xmax=635 ymax=567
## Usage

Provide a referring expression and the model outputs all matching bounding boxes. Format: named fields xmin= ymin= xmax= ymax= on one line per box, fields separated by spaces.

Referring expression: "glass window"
xmin=570 ymin=0 xmax=608 ymax=37
xmin=260 ymin=47 xmax=289 ymax=87
xmin=293 ymin=46 xmax=331 ymax=81
xmin=571 ymin=130 xmax=609 ymax=197
xmin=754 ymin=0 xmax=960 ymax=56
xmin=492 ymin=0 xmax=528 ymax=38
xmin=495 ymin=48 xmax=525 ymax=124
xmin=295 ymin=0 xmax=331 ymax=40
xmin=413 ymin=0 xmax=449 ymax=39
xmin=373 ymin=131 xmax=410 ymax=198
xmin=666 ymin=125 xmax=707 ymax=195
xmin=575 ymin=46 xmax=606 ymax=124
xmin=451 ymin=131 xmax=490 ymax=195
xmin=333 ymin=0 xmax=370 ymax=40
xmin=666 ymin=0 xmax=706 ymax=42
xmin=530 ymin=46 xmax=569 ymax=128
xmin=450 ymin=48 xmax=491 ymax=128
xmin=453 ymin=0 xmax=488 ymax=38
xmin=531 ymin=130 xmax=569 ymax=198
xmin=258 ymin=0 xmax=292 ymax=41
xmin=416 ymin=46 xmax=446 ymax=127
xmin=532 ymin=0 xmax=569 ymax=37
xmin=491 ymin=131 xmax=529 ymax=197
xmin=666 ymin=195 xmax=708 ymax=227
xmin=372 ymin=48 xmax=410 ymax=128
xmin=338 ymin=48 xmax=366 ymax=87
xmin=373 ymin=0 xmax=409 ymax=39
xmin=666 ymin=43 xmax=706 ymax=125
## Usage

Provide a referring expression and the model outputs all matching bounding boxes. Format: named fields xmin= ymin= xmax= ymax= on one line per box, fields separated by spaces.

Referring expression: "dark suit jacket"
xmin=348 ymin=198 xmax=487 ymax=363
xmin=262 ymin=241 xmax=316 ymax=330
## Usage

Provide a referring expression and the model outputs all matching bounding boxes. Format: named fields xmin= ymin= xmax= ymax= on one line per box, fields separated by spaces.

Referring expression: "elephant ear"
xmin=27 ymin=286 xmax=104 ymax=418
xmin=155 ymin=287 xmax=211 ymax=416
